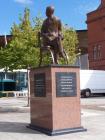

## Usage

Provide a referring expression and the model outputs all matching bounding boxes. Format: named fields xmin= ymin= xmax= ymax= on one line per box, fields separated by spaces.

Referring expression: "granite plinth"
xmin=29 ymin=65 xmax=86 ymax=135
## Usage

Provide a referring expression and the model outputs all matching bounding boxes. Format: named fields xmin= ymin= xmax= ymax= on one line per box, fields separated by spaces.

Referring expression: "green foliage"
xmin=0 ymin=8 xmax=78 ymax=71
xmin=62 ymin=26 xmax=78 ymax=64
xmin=9 ymin=8 xmax=42 ymax=70
xmin=0 ymin=47 xmax=13 ymax=71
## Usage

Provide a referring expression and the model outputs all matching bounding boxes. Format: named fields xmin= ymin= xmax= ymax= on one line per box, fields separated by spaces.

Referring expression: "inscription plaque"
xmin=34 ymin=73 xmax=46 ymax=97
xmin=56 ymin=72 xmax=77 ymax=97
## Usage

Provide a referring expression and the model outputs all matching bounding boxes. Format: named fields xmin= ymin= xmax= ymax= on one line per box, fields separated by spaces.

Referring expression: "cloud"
xmin=14 ymin=0 xmax=32 ymax=4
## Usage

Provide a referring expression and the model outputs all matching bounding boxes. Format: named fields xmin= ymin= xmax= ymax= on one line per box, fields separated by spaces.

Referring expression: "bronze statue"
xmin=41 ymin=6 xmax=65 ymax=64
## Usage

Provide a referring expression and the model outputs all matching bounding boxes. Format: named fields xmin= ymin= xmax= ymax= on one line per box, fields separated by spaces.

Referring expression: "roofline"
xmin=76 ymin=29 xmax=88 ymax=32
xmin=0 ymin=35 xmax=12 ymax=37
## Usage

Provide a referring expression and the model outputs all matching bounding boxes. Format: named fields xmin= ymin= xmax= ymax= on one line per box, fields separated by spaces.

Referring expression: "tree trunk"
xmin=27 ymin=68 xmax=30 ymax=107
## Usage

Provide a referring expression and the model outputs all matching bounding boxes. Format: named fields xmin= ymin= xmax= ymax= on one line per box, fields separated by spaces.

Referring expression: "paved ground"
xmin=0 ymin=97 xmax=105 ymax=140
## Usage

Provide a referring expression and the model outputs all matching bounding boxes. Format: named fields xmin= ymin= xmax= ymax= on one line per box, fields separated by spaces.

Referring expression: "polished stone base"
xmin=28 ymin=124 xmax=87 ymax=136
xmin=29 ymin=66 xmax=86 ymax=136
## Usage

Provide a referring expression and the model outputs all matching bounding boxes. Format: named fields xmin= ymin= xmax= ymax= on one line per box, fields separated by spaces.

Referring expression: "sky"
xmin=0 ymin=0 xmax=100 ymax=35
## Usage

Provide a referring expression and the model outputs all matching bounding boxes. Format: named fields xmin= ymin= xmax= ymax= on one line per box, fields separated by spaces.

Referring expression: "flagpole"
xmin=4 ymin=33 xmax=8 ymax=79
xmin=4 ymin=33 xmax=7 ymax=47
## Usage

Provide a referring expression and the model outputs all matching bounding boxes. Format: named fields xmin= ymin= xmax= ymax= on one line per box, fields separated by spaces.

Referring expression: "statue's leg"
xmin=53 ymin=47 xmax=58 ymax=64
xmin=57 ymin=38 xmax=65 ymax=58
xmin=54 ymin=53 xmax=58 ymax=64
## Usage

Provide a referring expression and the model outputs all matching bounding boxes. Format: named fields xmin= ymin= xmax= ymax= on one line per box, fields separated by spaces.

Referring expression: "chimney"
xmin=101 ymin=0 xmax=105 ymax=6
xmin=98 ymin=0 xmax=105 ymax=9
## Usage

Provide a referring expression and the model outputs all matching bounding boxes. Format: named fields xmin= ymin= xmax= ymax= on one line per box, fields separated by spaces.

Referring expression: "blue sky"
xmin=0 ymin=0 xmax=100 ymax=35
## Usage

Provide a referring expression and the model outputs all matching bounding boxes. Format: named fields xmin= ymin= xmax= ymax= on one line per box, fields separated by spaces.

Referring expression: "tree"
xmin=9 ymin=8 xmax=42 ymax=69
xmin=63 ymin=26 xmax=78 ymax=64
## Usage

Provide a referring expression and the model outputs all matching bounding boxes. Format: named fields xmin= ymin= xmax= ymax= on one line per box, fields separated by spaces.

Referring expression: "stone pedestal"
xmin=29 ymin=65 xmax=86 ymax=135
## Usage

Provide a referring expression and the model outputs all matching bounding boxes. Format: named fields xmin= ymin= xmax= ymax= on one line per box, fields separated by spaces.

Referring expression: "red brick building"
xmin=87 ymin=0 xmax=105 ymax=70
xmin=0 ymin=35 xmax=12 ymax=47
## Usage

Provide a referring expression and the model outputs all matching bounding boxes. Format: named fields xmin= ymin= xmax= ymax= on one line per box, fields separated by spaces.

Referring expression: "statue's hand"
xmin=58 ymin=34 xmax=64 ymax=40
xmin=51 ymin=32 xmax=58 ymax=37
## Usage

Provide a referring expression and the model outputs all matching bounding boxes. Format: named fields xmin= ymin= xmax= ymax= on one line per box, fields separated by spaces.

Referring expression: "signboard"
xmin=34 ymin=73 xmax=46 ymax=97
xmin=56 ymin=72 xmax=77 ymax=97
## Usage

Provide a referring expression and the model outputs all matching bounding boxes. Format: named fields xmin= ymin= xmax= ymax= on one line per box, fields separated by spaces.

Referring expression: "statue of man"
xmin=41 ymin=6 xmax=65 ymax=64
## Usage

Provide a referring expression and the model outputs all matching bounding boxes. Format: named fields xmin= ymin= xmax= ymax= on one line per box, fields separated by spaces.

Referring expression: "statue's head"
xmin=46 ymin=6 xmax=55 ymax=17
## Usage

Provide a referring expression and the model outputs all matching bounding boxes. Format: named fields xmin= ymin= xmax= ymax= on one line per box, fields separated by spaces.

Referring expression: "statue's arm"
xmin=41 ymin=21 xmax=45 ymax=35
xmin=58 ymin=19 xmax=63 ymax=39
xmin=58 ymin=19 xmax=62 ymax=32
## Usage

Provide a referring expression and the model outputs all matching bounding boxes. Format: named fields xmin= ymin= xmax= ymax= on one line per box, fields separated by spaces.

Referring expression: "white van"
xmin=80 ymin=70 xmax=105 ymax=97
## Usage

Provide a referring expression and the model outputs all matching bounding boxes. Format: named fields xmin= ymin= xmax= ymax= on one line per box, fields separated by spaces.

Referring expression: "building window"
xmin=93 ymin=45 xmax=102 ymax=60
xmin=97 ymin=45 xmax=101 ymax=58
xmin=93 ymin=46 xmax=97 ymax=60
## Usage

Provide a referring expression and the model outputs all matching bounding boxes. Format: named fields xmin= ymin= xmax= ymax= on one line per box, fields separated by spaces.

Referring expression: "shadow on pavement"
xmin=0 ymin=121 xmax=41 ymax=134
xmin=81 ymin=95 xmax=105 ymax=99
